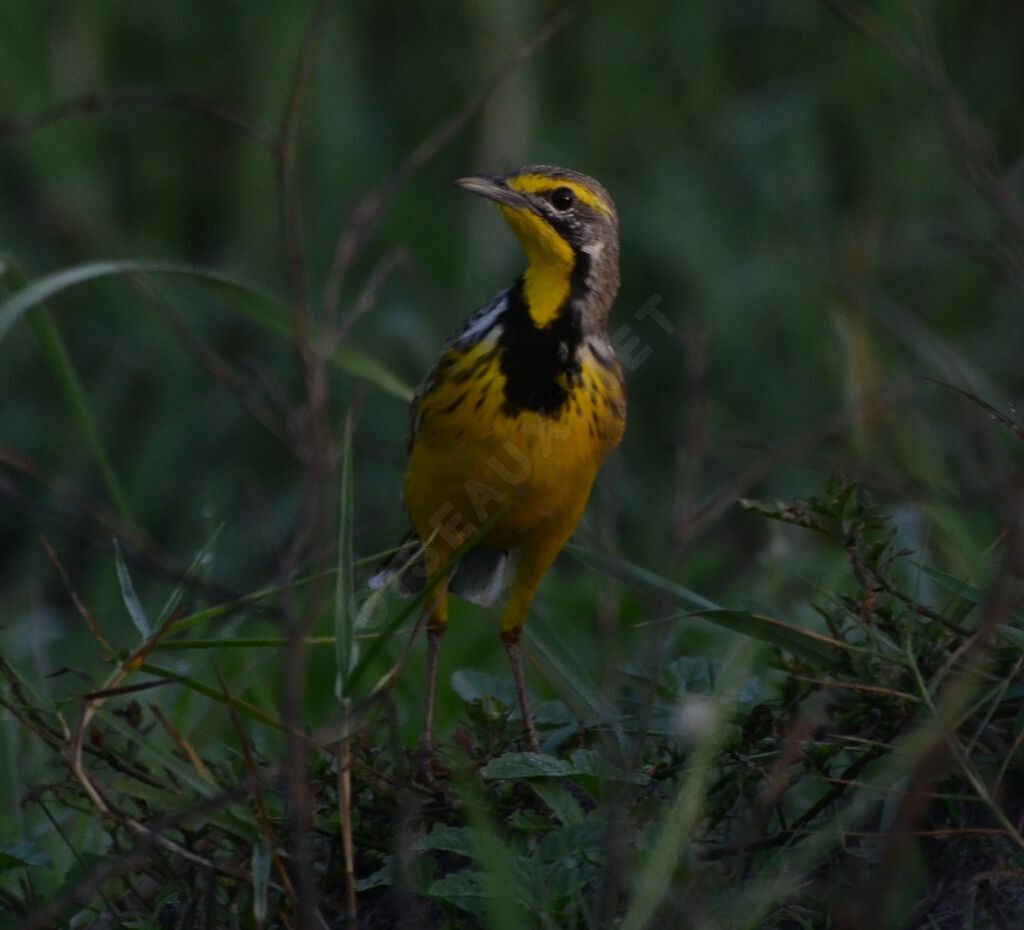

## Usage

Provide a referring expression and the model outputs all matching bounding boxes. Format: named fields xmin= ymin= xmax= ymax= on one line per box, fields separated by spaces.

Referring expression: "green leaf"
xmin=920 ymin=564 xmax=1024 ymax=629
xmin=529 ymin=781 xmax=584 ymax=826
xmin=480 ymin=752 xmax=574 ymax=780
xmin=356 ymin=861 xmax=392 ymax=891
xmin=114 ymin=539 xmax=151 ymax=638
xmin=918 ymin=564 xmax=987 ymax=607
xmin=0 ymin=258 xmax=413 ymax=400
xmin=536 ymin=818 xmax=605 ymax=863
xmin=507 ymin=808 xmax=556 ymax=833
xmin=0 ymin=841 xmax=52 ymax=872
xmin=109 ymin=778 xmax=253 ymax=840
xmin=997 ymin=625 xmax=1024 ymax=650
xmin=428 ymin=871 xmax=487 ymax=914
xmin=451 ymin=669 xmax=516 ymax=705
xmin=414 ymin=824 xmax=475 ymax=857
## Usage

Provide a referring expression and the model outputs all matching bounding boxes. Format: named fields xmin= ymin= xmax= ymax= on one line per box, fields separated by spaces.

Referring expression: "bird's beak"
xmin=454 ymin=175 xmax=530 ymax=210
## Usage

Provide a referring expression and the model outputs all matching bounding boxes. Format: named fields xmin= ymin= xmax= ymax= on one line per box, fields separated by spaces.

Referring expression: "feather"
xmin=368 ymin=533 xmax=513 ymax=607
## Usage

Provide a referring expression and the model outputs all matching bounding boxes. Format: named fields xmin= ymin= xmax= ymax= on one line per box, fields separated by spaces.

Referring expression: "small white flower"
xmin=673 ymin=695 xmax=720 ymax=742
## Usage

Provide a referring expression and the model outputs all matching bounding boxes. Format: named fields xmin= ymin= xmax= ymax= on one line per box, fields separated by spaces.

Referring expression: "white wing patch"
xmin=456 ymin=290 xmax=508 ymax=348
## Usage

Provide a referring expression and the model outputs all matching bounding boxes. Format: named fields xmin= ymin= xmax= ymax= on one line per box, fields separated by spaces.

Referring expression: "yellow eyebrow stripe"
xmin=507 ymin=174 xmax=612 ymax=217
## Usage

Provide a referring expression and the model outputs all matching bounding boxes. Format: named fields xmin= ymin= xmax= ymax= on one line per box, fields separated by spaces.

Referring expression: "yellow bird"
xmin=374 ymin=165 xmax=625 ymax=760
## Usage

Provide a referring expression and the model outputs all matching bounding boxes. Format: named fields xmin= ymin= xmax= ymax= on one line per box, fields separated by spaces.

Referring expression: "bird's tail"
xmin=368 ymin=531 xmax=513 ymax=607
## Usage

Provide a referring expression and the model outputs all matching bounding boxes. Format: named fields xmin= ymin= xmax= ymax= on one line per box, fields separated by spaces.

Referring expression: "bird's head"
xmin=455 ymin=165 xmax=620 ymax=328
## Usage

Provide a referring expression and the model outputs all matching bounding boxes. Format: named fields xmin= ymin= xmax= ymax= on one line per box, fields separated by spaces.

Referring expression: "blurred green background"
xmin=1 ymin=0 xmax=1022 ymax=855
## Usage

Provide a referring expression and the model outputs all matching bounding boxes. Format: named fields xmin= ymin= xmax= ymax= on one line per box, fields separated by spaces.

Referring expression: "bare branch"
xmin=0 ymin=90 xmax=275 ymax=147
xmin=273 ymin=5 xmax=336 ymax=929
xmin=0 ymin=441 xmax=179 ymax=579
xmin=39 ymin=536 xmax=112 ymax=651
xmin=331 ymin=246 xmax=411 ymax=350
xmin=139 ymin=278 xmax=297 ymax=451
xmin=321 ymin=8 xmax=574 ymax=324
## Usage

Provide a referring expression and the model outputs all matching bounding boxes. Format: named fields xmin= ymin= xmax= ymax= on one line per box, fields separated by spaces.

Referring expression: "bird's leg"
xmin=420 ymin=622 xmax=444 ymax=754
xmin=417 ymin=588 xmax=448 ymax=784
xmin=417 ymin=622 xmax=446 ymax=784
xmin=502 ymin=630 xmax=541 ymax=753
xmin=499 ymin=543 xmax=565 ymax=755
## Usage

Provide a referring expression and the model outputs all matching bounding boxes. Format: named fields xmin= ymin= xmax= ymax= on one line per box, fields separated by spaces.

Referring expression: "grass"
xmin=2 ymin=1 xmax=1024 ymax=928
xmin=2 ymin=477 xmax=1023 ymax=928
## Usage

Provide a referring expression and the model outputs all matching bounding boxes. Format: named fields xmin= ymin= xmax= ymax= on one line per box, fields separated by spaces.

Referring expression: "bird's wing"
xmin=407 ymin=288 xmax=509 ymax=449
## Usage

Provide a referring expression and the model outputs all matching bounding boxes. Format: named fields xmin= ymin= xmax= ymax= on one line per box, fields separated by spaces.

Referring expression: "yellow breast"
xmin=405 ymin=350 xmax=624 ymax=554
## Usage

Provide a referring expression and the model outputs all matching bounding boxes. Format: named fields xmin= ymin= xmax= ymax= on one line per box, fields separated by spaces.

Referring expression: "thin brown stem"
xmin=39 ymin=536 xmax=111 ymax=651
xmin=321 ymin=8 xmax=573 ymax=326
xmin=0 ymin=90 xmax=275 ymax=147
xmin=138 ymin=278 xmax=296 ymax=449
xmin=273 ymin=5 xmax=335 ymax=927
xmin=338 ymin=718 xmax=358 ymax=929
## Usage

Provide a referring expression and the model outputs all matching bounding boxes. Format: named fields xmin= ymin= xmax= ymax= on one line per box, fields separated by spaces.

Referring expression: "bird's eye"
xmin=549 ymin=187 xmax=575 ymax=211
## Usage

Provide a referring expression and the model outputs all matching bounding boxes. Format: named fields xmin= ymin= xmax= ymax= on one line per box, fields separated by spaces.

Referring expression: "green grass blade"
xmin=919 ymin=563 xmax=1024 ymax=626
xmin=26 ymin=309 xmax=134 ymax=520
xmin=113 ymin=540 xmax=151 ymax=639
xmin=341 ymin=589 xmax=428 ymax=699
xmin=140 ymin=663 xmax=285 ymax=730
xmin=0 ymin=260 xmax=272 ymax=342
xmin=167 ymin=550 xmax=400 ymax=637
xmin=458 ymin=777 xmax=531 ymax=930
xmin=94 ymin=706 xmax=223 ymax=800
xmin=0 ymin=259 xmax=413 ymax=400
xmin=341 ymin=536 xmax=488 ymax=699
xmin=108 ymin=777 xmax=254 ymax=840
xmin=156 ymin=523 xmax=224 ymax=626
xmin=569 ymin=544 xmax=844 ymax=669
xmin=566 ymin=544 xmax=720 ymax=612
xmin=152 ymin=636 xmax=335 ymax=651
xmin=1 ymin=253 xmax=133 ymax=520
xmin=685 ymin=609 xmax=848 ymax=670
xmin=620 ymin=640 xmax=760 ymax=930
xmin=525 ymin=619 xmax=628 ymax=755
xmin=331 ymin=345 xmax=413 ymax=402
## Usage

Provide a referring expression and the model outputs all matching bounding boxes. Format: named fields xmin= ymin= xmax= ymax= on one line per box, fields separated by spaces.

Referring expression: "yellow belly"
xmin=405 ymin=357 xmax=624 ymax=558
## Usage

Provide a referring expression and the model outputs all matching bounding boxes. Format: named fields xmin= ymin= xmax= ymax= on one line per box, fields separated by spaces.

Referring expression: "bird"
xmin=372 ymin=165 xmax=625 ymax=764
